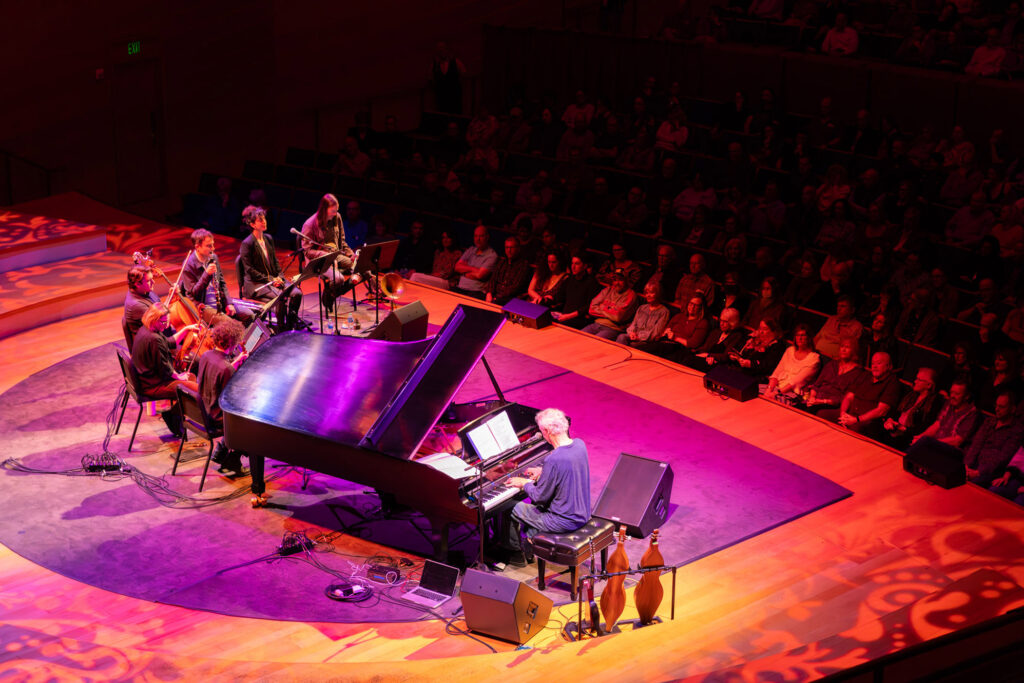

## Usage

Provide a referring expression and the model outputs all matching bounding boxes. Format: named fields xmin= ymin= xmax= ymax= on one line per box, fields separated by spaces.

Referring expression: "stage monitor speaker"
xmin=703 ymin=365 xmax=759 ymax=402
xmin=903 ymin=437 xmax=966 ymax=489
xmin=460 ymin=569 xmax=553 ymax=645
xmin=367 ymin=300 xmax=428 ymax=341
xmin=593 ymin=452 xmax=674 ymax=538
xmin=502 ymin=298 xmax=552 ymax=329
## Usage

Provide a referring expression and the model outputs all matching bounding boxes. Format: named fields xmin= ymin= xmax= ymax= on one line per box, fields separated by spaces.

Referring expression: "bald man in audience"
xmin=819 ymin=352 xmax=902 ymax=437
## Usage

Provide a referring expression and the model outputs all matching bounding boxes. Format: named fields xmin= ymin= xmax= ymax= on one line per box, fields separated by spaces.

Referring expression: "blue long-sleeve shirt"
xmin=523 ymin=438 xmax=591 ymax=527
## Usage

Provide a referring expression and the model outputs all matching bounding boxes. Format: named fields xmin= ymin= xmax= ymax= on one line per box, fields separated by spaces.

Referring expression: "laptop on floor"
xmin=400 ymin=560 xmax=460 ymax=609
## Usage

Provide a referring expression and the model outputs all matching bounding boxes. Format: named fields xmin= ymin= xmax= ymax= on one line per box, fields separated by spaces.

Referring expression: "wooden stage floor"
xmin=1 ymin=231 xmax=1023 ymax=680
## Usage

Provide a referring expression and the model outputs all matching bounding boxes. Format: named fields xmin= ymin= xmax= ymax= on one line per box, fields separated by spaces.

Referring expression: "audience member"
xmin=804 ymin=338 xmax=866 ymax=413
xmin=526 ymin=251 xmax=569 ymax=307
xmin=582 ymin=269 xmax=639 ymax=340
xmin=814 ymin=295 xmax=863 ymax=359
xmin=820 ymin=351 xmax=903 ymax=436
xmin=729 ymin=318 xmax=787 ymax=383
xmin=553 ymin=254 xmax=601 ymax=329
xmin=914 ymin=379 xmax=978 ymax=448
xmin=743 ymin=276 xmax=787 ymax=331
xmin=485 ymin=236 xmax=531 ymax=305
xmin=617 ymin=283 xmax=672 ymax=348
xmin=882 ymin=367 xmax=942 ymax=449
xmin=453 ymin=225 xmax=497 ymax=299
xmin=691 ymin=307 xmax=748 ymax=371
xmin=596 ymin=243 xmax=643 ymax=290
xmin=640 ymin=294 xmax=710 ymax=361
xmin=764 ymin=325 xmax=822 ymax=400
xmin=964 ymin=391 xmax=1024 ymax=486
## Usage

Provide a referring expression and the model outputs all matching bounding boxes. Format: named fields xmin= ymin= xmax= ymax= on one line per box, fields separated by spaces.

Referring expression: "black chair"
xmin=121 ymin=316 xmax=133 ymax=349
xmin=172 ymin=385 xmax=221 ymax=492
xmin=114 ymin=345 xmax=163 ymax=452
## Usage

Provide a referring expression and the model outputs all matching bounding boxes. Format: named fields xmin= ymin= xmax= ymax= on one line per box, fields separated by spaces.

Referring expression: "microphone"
xmin=289 ymin=227 xmax=304 ymax=238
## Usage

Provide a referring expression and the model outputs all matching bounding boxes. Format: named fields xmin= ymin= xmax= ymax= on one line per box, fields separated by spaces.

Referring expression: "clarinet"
xmin=209 ymin=253 xmax=225 ymax=313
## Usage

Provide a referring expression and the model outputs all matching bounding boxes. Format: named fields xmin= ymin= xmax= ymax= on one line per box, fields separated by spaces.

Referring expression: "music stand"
xmin=257 ymin=250 xmax=340 ymax=330
xmin=354 ymin=240 xmax=400 ymax=327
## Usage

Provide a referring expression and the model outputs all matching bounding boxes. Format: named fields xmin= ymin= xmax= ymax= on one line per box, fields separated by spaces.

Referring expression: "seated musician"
xmin=301 ymin=193 xmax=360 ymax=312
xmin=179 ymin=228 xmax=254 ymax=326
xmin=197 ymin=320 xmax=255 ymax=482
xmin=239 ymin=205 xmax=303 ymax=331
xmin=502 ymin=407 xmax=591 ymax=567
xmin=124 ymin=265 xmax=162 ymax=347
xmin=132 ymin=303 xmax=200 ymax=436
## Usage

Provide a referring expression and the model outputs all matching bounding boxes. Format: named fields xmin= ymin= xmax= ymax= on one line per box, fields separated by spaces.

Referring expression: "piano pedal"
xmin=251 ymin=493 xmax=270 ymax=508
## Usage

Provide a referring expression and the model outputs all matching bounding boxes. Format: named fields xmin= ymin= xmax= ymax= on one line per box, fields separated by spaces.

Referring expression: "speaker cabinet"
xmin=367 ymin=300 xmax=429 ymax=341
xmin=703 ymin=365 xmax=759 ymax=402
xmin=593 ymin=453 xmax=674 ymax=538
xmin=460 ymin=569 xmax=553 ymax=645
xmin=502 ymin=298 xmax=552 ymax=329
xmin=904 ymin=437 xmax=966 ymax=489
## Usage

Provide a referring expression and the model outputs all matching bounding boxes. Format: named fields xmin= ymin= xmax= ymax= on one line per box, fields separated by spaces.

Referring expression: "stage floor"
xmin=1 ymin=196 xmax=1022 ymax=680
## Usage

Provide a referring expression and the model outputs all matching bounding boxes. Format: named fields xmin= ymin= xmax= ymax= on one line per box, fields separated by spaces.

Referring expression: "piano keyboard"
xmin=479 ymin=485 xmax=519 ymax=510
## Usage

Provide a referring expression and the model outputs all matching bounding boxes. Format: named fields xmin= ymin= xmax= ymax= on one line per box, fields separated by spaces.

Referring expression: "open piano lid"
xmin=220 ymin=304 xmax=506 ymax=460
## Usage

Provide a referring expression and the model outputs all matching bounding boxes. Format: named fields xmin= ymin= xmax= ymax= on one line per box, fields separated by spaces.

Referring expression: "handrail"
xmin=0 ymin=148 xmax=60 ymax=206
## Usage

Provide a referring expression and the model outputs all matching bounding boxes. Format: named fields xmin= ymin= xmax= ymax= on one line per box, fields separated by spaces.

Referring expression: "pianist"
xmin=504 ymin=408 xmax=591 ymax=566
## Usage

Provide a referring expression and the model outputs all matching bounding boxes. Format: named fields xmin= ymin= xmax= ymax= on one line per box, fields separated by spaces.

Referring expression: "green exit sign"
xmin=128 ymin=40 xmax=142 ymax=56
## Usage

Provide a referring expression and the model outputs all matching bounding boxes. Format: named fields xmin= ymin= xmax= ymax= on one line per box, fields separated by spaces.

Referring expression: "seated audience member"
xmin=965 ymin=28 xmax=1007 ymax=76
xmin=690 ymin=307 xmax=748 ymax=372
xmin=764 ymin=325 xmax=821 ymax=400
xmin=783 ymin=256 xmax=822 ymax=310
xmin=742 ymin=277 xmax=787 ymax=331
xmin=681 ymin=206 xmax=715 ymax=248
xmin=453 ymin=225 xmax=498 ymax=299
xmin=595 ymin=243 xmax=643 ymax=290
xmin=888 ymin=252 xmax=930 ymax=306
xmin=975 ymin=312 xmax=1010 ymax=368
xmin=654 ymin=106 xmax=689 ymax=154
xmin=526 ymin=251 xmax=569 ymax=308
xmin=673 ymin=253 xmax=716 ymax=312
xmin=988 ymin=447 xmax=1024 ymax=505
xmin=616 ymin=128 xmax=657 ymax=174
xmin=424 ymin=230 xmax=462 ymax=288
xmin=881 ymin=367 xmax=942 ymax=449
xmin=945 ymin=192 xmax=995 ymax=248
xmin=964 ymin=391 xmax=1024 ymax=487
xmin=395 ymin=220 xmax=435 ymax=275
xmin=814 ymin=295 xmax=863 ymax=360
xmin=644 ymin=198 xmax=683 ymax=238
xmin=553 ymin=254 xmax=601 ymax=329
xmin=337 ymin=136 xmax=373 ymax=177
xmin=958 ymin=278 xmax=1009 ymax=327
xmin=617 ymin=283 xmax=671 ymax=348
xmin=803 ymin=338 xmax=866 ymax=413
xmin=1002 ymin=299 xmax=1024 ymax=344
xmin=815 ymin=200 xmax=857 ymax=250
xmin=239 ymin=206 xmax=303 ymax=331
xmin=913 ymin=379 xmax=978 ymax=449
xmin=822 ymin=14 xmax=859 ymax=57
xmin=512 ymin=194 xmax=550 ymax=234
xmin=816 ymin=165 xmax=851 ymax=214
xmin=672 ymin=173 xmax=717 ymax=222
xmin=861 ymin=312 xmax=899 ymax=367
xmin=894 ymin=288 xmax=941 ymax=347
xmin=728 ymin=318 xmax=787 ymax=384
xmin=638 ymin=294 xmax=709 ymax=361
xmin=484 ymin=236 xmax=531 ymax=305
xmin=557 ymin=113 xmax=595 ymax=160
xmin=930 ymin=267 xmax=960 ymax=319
xmin=710 ymin=271 xmax=750 ymax=320
xmin=180 ymin=228 xmax=254 ymax=326
xmin=819 ymin=352 xmax=903 ymax=437
xmin=608 ymin=186 xmax=651 ymax=232
xmin=201 ymin=177 xmax=242 ymax=233
xmin=749 ymin=181 xmax=787 ymax=236
xmin=197 ymin=320 xmax=250 ymax=476
xmin=638 ymin=244 xmax=683 ymax=300
xmin=976 ymin=348 xmax=1023 ymax=413
xmin=582 ymin=269 xmax=639 ymax=340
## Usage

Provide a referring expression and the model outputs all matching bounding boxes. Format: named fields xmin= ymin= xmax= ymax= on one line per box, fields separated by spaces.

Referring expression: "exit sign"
xmin=128 ymin=40 xmax=142 ymax=56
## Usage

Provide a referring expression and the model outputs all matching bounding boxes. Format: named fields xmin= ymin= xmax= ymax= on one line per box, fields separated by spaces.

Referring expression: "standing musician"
xmin=239 ymin=205 xmax=303 ymax=331
xmin=300 ymin=193 xmax=360 ymax=311
xmin=501 ymin=408 xmax=592 ymax=568
xmin=124 ymin=265 xmax=164 ymax=347
xmin=196 ymin=320 xmax=255 ymax=483
xmin=132 ymin=303 xmax=200 ymax=436
xmin=179 ymin=228 xmax=254 ymax=326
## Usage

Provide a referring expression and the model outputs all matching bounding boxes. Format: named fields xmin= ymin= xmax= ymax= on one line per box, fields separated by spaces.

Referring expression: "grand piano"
xmin=220 ymin=304 xmax=552 ymax=559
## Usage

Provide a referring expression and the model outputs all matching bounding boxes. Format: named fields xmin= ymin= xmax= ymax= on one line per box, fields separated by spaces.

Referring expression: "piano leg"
xmin=428 ymin=517 xmax=452 ymax=561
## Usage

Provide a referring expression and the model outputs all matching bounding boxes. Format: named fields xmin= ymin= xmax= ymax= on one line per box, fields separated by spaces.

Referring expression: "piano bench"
xmin=532 ymin=518 xmax=615 ymax=601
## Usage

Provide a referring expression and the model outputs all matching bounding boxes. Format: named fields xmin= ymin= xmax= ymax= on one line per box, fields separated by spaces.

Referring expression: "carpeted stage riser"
xmin=0 ymin=342 xmax=850 ymax=624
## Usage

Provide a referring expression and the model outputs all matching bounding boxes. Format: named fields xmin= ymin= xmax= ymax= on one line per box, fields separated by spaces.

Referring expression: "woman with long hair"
xmin=527 ymin=251 xmax=569 ymax=306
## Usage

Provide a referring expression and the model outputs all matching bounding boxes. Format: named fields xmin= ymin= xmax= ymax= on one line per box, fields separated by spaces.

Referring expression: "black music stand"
xmin=257 ymin=250 xmax=340 ymax=331
xmin=354 ymin=239 xmax=400 ymax=328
